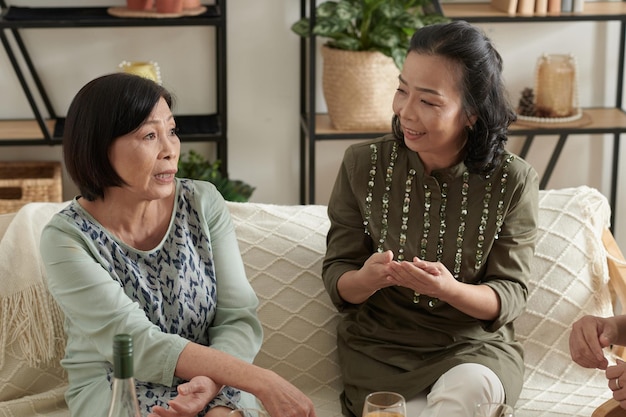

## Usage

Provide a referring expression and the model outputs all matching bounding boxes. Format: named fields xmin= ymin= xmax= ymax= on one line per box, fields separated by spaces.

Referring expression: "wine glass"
xmin=474 ymin=402 xmax=515 ymax=417
xmin=362 ymin=391 xmax=406 ymax=417
xmin=228 ymin=408 xmax=269 ymax=417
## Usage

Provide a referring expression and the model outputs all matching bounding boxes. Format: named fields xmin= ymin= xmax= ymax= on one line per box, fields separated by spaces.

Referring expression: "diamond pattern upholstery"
xmin=515 ymin=186 xmax=615 ymax=416
xmin=0 ymin=186 xmax=620 ymax=417
xmin=226 ymin=203 xmax=342 ymax=416
xmin=227 ymin=186 xmax=617 ymax=417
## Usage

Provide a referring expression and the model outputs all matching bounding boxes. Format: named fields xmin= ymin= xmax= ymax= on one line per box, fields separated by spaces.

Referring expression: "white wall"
xmin=1 ymin=0 xmax=624 ymax=248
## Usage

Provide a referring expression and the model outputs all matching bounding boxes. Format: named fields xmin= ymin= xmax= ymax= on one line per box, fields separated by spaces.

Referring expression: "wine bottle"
xmin=107 ymin=334 xmax=142 ymax=417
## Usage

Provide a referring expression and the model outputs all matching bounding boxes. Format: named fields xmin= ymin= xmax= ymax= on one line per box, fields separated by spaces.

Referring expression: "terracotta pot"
xmin=155 ymin=0 xmax=183 ymax=14
xmin=182 ymin=0 xmax=201 ymax=9
xmin=126 ymin=0 xmax=154 ymax=10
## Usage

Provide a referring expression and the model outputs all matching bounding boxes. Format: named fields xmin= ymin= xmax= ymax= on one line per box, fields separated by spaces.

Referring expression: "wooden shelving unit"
xmin=0 ymin=0 xmax=228 ymax=173
xmin=298 ymin=1 xmax=624 ymax=232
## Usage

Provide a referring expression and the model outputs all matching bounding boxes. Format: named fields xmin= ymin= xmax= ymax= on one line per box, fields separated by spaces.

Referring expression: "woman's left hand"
xmin=148 ymin=376 xmax=221 ymax=417
xmin=386 ymin=257 xmax=457 ymax=300
xmin=607 ymin=359 xmax=626 ymax=406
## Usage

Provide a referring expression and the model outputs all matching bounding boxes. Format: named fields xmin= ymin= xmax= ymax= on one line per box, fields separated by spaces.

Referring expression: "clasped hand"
xmin=384 ymin=252 xmax=457 ymax=301
xmin=569 ymin=315 xmax=626 ymax=408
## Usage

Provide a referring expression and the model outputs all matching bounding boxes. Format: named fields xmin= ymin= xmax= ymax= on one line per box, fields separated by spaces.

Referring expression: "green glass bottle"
xmin=107 ymin=334 xmax=141 ymax=417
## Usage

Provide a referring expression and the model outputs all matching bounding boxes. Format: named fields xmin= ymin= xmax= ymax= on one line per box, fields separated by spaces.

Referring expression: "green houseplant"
xmin=291 ymin=0 xmax=447 ymax=70
xmin=176 ymin=150 xmax=255 ymax=202
xmin=291 ymin=0 xmax=447 ymax=130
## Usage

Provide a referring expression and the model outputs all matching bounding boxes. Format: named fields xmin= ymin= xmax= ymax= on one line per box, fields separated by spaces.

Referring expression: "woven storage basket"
xmin=0 ymin=161 xmax=63 ymax=214
xmin=321 ymin=45 xmax=398 ymax=131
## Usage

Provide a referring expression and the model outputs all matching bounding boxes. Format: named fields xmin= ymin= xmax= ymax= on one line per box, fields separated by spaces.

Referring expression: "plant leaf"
xmin=291 ymin=19 xmax=310 ymax=37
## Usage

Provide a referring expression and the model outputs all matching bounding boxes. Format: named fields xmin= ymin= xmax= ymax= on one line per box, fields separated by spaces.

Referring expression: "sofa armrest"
xmin=592 ymin=398 xmax=626 ymax=417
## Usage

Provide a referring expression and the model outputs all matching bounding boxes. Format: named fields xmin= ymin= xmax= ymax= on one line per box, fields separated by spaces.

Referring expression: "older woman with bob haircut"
xmin=40 ymin=73 xmax=316 ymax=417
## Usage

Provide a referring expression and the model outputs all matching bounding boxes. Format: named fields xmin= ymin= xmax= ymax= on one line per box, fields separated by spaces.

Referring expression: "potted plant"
xmin=291 ymin=0 xmax=447 ymax=130
xmin=176 ymin=150 xmax=255 ymax=203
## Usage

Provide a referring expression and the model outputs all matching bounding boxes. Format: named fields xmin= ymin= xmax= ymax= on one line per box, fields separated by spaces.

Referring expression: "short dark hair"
xmin=392 ymin=20 xmax=515 ymax=175
xmin=63 ymin=73 xmax=173 ymax=201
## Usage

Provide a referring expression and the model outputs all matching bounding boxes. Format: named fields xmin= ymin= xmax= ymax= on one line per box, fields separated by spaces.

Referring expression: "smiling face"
xmin=392 ymin=51 xmax=476 ymax=173
xmin=107 ymin=97 xmax=180 ymax=201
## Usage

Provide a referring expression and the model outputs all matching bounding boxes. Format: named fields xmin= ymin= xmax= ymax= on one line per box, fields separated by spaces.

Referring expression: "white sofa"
xmin=0 ymin=186 xmax=625 ymax=417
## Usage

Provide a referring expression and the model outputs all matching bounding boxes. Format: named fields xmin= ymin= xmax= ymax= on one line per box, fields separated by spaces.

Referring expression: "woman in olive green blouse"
xmin=322 ymin=20 xmax=538 ymax=417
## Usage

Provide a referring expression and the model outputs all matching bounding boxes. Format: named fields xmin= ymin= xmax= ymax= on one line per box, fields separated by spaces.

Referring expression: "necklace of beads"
xmin=362 ymin=142 xmax=515 ymax=308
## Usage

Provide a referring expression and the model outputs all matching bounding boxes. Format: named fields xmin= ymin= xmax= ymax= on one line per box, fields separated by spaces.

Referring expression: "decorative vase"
xmin=534 ymin=53 xmax=578 ymax=118
xmin=155 ymin=0 xmax=183 ymax=14
xmin=321 ymin=45 xmax=398 ymax=131
xmin=126 ymin=0 xmax=154 ymax=10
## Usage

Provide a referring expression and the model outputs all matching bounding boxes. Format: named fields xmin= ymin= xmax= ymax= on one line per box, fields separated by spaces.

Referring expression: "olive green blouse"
xmin=322 ymin=135 xmax=539 ymax=417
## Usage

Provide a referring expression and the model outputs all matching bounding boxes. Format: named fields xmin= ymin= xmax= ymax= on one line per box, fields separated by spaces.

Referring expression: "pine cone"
xmin=517 ymin=87 xmax=536 ymax=116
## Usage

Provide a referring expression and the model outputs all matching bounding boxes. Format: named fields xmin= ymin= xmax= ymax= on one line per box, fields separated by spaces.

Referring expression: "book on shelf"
xmin=535 ymin=0 xmax=548 ymax=15
xmin=572 ymin=0 xmax=584 ymax=12
xmin=490 ymin=0 xmax=519 ymax=14
xmin=548 ymin=0 xmax=563 ymax=13
xmin=560 ymin=0 xmax=571 ymax=12
xmin=517 ymin=0 xmax=536 ymax=15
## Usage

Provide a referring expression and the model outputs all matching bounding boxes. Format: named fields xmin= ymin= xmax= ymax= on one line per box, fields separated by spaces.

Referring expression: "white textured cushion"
xmin=516 ymin=186 xmax=614 ymax=416
xmin=227 ymin=202 xmax=342 ymax=416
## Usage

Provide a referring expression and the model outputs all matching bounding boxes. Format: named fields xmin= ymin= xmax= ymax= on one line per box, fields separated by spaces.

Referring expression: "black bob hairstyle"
xmin=63 ymin=73 xmax=173 ymax=201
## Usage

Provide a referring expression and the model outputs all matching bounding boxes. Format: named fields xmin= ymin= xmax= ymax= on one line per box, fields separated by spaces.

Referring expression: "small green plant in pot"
xmin=291 ymin=0 xmax=447 ymax=69
xmin=176 ymin=150 xmax=255 ymax=203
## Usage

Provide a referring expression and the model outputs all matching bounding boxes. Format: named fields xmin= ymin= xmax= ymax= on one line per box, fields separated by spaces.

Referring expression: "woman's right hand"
xmin=336 ymin=250 xmax=396 ymax=304
xmin=569 ymin=315 xmax=617 ymax=370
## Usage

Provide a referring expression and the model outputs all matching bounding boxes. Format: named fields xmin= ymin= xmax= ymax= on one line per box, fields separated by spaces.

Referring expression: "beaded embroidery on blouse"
xmin=363 ymin=141 xmax=515 ymax=307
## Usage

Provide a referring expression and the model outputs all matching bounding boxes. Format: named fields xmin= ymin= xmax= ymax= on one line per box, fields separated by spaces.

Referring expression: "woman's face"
xmin=392 ymin=51 xmax=475 ymax=170
xmin=108 ymin=97 xmax=180 ymax=201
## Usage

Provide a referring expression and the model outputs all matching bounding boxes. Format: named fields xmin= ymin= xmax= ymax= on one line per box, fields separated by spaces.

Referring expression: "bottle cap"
xmin=113 ymin=334 xmax=134 ymax=379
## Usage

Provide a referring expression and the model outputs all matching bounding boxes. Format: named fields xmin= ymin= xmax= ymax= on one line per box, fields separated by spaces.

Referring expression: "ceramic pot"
xmin=182 ymin=0 xmax=201 ymax=9
xmin=155 ymin=0 xmax=183 ymax=14
xmin=119 ymin=61 xmax=162 ymax=85
xmin=126 ymin=0 xmax=154 ymax=10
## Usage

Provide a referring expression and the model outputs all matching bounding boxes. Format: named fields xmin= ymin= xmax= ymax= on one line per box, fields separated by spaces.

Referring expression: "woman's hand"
xmin=570 ymin=315 xmax=616 ymax=370
xmin=387 ymin=257 xmax=501 ymax=320
xmin=255 ymin=370 xmax=317 ymax=417
xmin=607 ymin=359 xmax=626 ymax=407
xmin=336 ymin=250 xmax=396 ymax=304
xmin=148 ymin=376 xmax=220 ymax=417
xmin=386 ymin=257 xmax=453 ymax=299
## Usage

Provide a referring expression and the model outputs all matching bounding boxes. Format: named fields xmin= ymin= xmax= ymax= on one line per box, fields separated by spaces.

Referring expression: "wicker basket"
xmin=0 ymin=161 xmax=63 ymax=214
xmin=321 ymin=45 xmax=398 ymax=131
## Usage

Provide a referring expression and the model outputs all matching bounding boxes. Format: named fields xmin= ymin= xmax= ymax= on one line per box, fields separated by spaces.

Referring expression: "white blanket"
xmin=0 ymin=202 xmax=69 ymax=367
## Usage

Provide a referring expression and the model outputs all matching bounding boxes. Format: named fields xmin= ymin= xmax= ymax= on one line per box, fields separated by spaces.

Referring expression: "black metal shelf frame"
xmin=298 ymin=0 xmax=625 ymax=234
xmin=0 ymin=0 xmax=228 ymax=174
